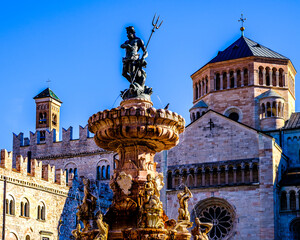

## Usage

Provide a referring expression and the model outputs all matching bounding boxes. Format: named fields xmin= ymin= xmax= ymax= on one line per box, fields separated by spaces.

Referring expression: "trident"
xmin=131 ymin=14 xmax=163 ymax=82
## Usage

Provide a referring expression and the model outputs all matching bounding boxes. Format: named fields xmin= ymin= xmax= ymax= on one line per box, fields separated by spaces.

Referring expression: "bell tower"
xmin=33 ymin=88 xmax=62 ymax=142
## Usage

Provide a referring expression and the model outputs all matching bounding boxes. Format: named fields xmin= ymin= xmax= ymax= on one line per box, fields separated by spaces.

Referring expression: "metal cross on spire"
xmin=46 ymin=79 xmax=51 ymax=88
xmin=238 ymin=14 xmax=246 ymax=36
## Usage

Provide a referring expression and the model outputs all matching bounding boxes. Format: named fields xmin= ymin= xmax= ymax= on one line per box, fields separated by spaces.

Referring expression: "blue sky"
xmin=0 ymin=0 xmax=300 ymax=150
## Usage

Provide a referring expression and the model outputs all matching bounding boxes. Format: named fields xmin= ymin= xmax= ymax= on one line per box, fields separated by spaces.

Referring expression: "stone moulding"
xmin=88 ymin=101 xmax=185 ymax=153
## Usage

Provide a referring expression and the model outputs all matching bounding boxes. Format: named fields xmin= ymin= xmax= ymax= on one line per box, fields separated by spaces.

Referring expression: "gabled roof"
xmin=33 ymin=88 xmax=62 ymax=103
xmin=256 ymin=89 xmax=283 ymax=100
xmin=190 ymin=100 xmax=208 ymax=110
xmin=284 ymin=112 xmax=300 ymax=129
xmin=207 ymin=36 xmax=289 ymax=64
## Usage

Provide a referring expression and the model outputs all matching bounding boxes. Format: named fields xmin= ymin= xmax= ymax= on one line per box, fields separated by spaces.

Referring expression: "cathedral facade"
xmin=1 ymin=33 xmax=299 ymax=239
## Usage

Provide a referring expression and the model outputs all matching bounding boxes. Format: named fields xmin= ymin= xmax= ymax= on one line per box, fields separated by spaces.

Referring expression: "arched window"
xmin=220 ymin=167 xmax=226 ymax=185
xmin=272 ymin=102 xmax=277 ymax=117
xmin=215 ymin=73 xmax=220 ymax=90
xmin=96 ymin=166 xmax=101 ymax=180
xmin=290 ymin=218 xmax=300 ymax=240
xmin=205 ymin=168 xmax=210 ymax=186
xmin=272 ymin=68 xmax=277 ymax=86
xmin=236 ymin=165 xmax=242 ymax=183
xmin=244 ymin=68 xmax=248 ymax=86
xmin=228 ymin=166 xmax=234 ymax=184
xmin=266 ymin=102 xmax=271 ymax=117
xmin=261 ymin=103 xmax=266 ymax=119
xmin=259 ymin=67 xmax=263 ymax=85
xmin=253 ymin=164 xmax=259 ymax=182
xmin=280 ymin=191 xmax=287 ymax=210
xmin=212 ymin=168 xmax=218 ymax=185
xmin=106 ymin=165 xmax=110 ymax=179
xmin=196 ymin=112 xmax=200 ymax=119
xmin=174 ymin=170 xmax=180 ymax=187
xmin=167 ymin=171 xmax=172 ymax=189
xmin=37 ymin=202 xmax=46 ymax=220
xmin=21 ymin=198 xmax=30 ymax=217
xmin=279 ymin=69 xmax=284 ymax=87
xmin=205 ymin=77 xmax=208 ymax=93
xmin=101 ymin=166 xmax=106 ymax=179
xmin=6 ymin=232 xmax=18 ymax=240
xmin=6 ymin=195 xmax=15 ymax=215
xmin=266 ymin=67 xmax=270 ymax=86
xmin=39 ymin=130 xmax=46 ymax=141
xmin=195 ymin=84 xmax=199 ymax=99
xmin=182 ymin=170 xmax=187 ymax=185
xmin=223 ymin=72 xmax=227 ymax=89
xmin=187 ymin=171 xmax=194 ymax=188
xmin=197 ymin=168 xmax=202 ymax=187
xmin=244 ymin=165 xmax=250 ymax=183
xmin=74 ymin=168 xmax=78 ymax=180
xmin=290 ymin=191 xmax=296 ymax=210
xmin=192 ymin=113 xmax=195 ymax=121
xmin=26 ymin=235 xmax=31 ymax=240
xmin=236 ymin=69 xmax=241 ymax=87
xmin=52 ymin=114 xmax=57 ymax=126
xmin=230 ymin=71 xmax=234 ymax=88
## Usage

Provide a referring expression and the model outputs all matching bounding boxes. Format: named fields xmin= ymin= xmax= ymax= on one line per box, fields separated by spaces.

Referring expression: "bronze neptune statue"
xmin=121 ymin=15 xmax=162 ymax=100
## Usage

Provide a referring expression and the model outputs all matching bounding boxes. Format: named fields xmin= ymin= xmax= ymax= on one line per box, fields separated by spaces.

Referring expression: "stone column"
xmin=276 ymin=102 xmax=279 ymax=117
xmin=227 ymin=73 xmax=230 ymax=89
xmin=225 ymin=166 xmax=229 ymax=184
xmin=254 ymin=69 xmax=259 ymax=85
xmin=233 ymin=167 xmax=237 ymax=184
xmin=210 ymin=169 xmax=213 ymax=186
xmin=234 ymin=72 xmax=237 ymax=88
xmin=265 ymin=102 xmax=267 ymax=118
xmin=214 ymin=75 xmax=216 ymax=91
xmin=241 ymin=163 xmax=245 ymax=183
xmin=194 ymin=172 xmax=198 ymax=187
xmin=220 ymin=74 xmax=223 ymax=90
xmin=269 ymin=70 xmax=273 ymax=86
xmin=241 ymin=71 xmax=244 ymax=87
xmin=172 ymin=174 xmax=176 ymax=189
xmin=296 ymin=192 xmax=300 ymax=210
xmin=284 ymin=73 xmax=288 ymax=87
xmin=276 ymin=71 xmax=279 ymax=87
xmin=263 ymin=69 xmax=266 ymax=86
xmin=249 ymin=164 xmax=253 ymax=182
xmin=202 ymin=169 xmax=205 ymax=186
xmin=287 ymin=193 xmax=290 ymax=210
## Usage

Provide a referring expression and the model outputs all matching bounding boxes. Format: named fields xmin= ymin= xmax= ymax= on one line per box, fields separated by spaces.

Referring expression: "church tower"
xmin=190 ymin=30 xmax=296 ymax=131
xmin=33 ymin=88 xmax=62 ymax=142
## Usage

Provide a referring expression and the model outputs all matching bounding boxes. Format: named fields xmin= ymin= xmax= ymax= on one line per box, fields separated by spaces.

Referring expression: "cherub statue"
xmin=191 ymin=217 xmax=213 ymax=240
xmin=177 ymin=186 xmax=193 ymax=221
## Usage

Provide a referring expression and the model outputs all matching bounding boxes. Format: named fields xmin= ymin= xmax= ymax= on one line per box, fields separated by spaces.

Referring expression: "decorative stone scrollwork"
xmin=116 ymin=172 xmax=133 ymax=195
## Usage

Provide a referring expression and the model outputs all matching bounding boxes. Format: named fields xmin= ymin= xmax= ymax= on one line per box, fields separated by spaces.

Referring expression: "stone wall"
xmin=0 ymin=149 xmax=69 ymax=240
xmin=164 ymin=111 xmax=283 ymax=239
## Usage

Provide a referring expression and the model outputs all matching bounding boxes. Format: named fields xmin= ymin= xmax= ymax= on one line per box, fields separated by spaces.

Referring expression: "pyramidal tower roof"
xmin=33 ymin=88 xmax=62 ymax=103
xmin=207 ymin=36 xmax=289 ymax=64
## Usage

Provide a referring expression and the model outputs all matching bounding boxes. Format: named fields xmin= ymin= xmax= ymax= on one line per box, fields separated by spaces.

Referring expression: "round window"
xmin=193 ymin=198 xmax=236 ymax=240
xmin=228 ymin=112 xmax=239 ymax=121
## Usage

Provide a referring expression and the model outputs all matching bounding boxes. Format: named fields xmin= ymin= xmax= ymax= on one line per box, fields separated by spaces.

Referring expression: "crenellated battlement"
xmin=12 ymin=124 xmax=106 ymax=161
xmin=0 ymin=149 xmax=70 ymax=187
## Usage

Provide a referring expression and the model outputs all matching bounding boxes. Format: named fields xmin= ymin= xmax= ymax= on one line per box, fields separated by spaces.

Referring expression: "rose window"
xmin=193 ymin=198 xmax=235 ymax=240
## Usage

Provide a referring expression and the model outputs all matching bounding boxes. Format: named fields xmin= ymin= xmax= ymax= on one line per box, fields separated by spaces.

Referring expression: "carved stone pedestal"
xmin=175 ymin=221 xmax=193 ymax=240
xmin=122 ymin=228 xmax=168 ymax=240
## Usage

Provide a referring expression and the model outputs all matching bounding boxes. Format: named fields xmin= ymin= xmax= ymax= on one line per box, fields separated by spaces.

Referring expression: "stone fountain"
xmin=71 ymin=24 xmax=212 ymax=240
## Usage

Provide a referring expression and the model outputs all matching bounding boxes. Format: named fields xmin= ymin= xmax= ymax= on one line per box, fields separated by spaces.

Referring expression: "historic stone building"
xmin=2 ymin=32 xmax=300 ymax=239
xmin=162 ymin=34 xmax=300 ymax=239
